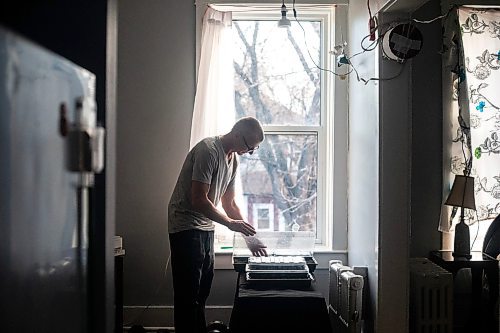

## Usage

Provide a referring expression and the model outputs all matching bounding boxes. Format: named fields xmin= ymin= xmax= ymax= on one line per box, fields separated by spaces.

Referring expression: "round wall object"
xmin=207 ymin=320 xmax=229 ymax=333
xmin=382 ymin=23 xmax=423 ymax=62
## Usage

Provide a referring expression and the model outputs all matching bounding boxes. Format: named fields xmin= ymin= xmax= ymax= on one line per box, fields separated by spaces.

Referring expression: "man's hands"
xmin=219 ymin=188 xmax=266 ymax=255
xmin=223 ymin=221 xmax=267 ymax=256
xmin=225 ymin=219 xmax=256 ymax=237
xmin=244 ymin=235 xmax=268 ymax=257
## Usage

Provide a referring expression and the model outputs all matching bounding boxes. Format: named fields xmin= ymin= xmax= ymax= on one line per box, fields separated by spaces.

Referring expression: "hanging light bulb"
xmin=278 ymin=1 xmax=291 ymax=28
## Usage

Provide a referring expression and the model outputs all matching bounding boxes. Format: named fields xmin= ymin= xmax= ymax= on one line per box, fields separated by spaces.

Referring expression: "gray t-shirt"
xmin=168 ymin=136 xmax=238 ymax=233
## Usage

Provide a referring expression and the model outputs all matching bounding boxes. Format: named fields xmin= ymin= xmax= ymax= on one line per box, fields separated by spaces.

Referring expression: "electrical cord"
xmin=360 ymin=33 xmax=381 ymax=52
xmin=412 ymin=5 xmax=457 ymax=24
xmin=470 ymin=210 xmax=481 ymax=250
xmin=291 ymin=0 xmax=351 ymax=78
xmin=346 ymin=31 xmax=382 ymax=63
xmin=228 ymin=2 xmax=455 ymax=85
xmin=294 ymin=2 xmax=405 ymax=85
xmin=124 ymin=253 xmax=171 ymax=327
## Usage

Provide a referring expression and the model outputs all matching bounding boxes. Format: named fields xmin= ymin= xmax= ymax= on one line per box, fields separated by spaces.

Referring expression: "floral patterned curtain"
xmin=441 ymin=7 xmax=500 ymax=250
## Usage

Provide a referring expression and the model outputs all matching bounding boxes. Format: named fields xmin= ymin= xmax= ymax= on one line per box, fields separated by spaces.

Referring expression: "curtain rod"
xmin=195 ymin=1 xmax=348 ymax=9
xmin=207 ymin=4 xmax=341 ymax=12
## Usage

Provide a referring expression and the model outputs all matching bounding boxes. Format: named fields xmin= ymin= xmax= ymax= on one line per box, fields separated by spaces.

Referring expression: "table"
xmin=429 ymin=250 xmax=498 ymax=331
xmin=229 ymin=273 xmax=331 ymax=333
xmin=429 ymin=251 xmax=498 ymax=304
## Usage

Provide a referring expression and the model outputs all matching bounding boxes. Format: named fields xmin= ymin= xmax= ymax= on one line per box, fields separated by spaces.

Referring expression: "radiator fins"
xmin=409 ymin=258 xmax=453 ymax=333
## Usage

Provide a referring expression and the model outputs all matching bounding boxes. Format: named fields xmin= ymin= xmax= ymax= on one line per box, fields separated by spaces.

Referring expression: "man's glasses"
xmin=242 ymin=136 xmax=259 ymax=155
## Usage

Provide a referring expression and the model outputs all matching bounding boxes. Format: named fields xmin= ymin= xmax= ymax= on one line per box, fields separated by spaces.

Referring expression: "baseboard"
xmin=123 ymin=305 xmax=233 ymax=329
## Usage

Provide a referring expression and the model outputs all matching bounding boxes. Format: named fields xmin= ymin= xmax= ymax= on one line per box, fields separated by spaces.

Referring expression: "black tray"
xmin=233 ymin=255 xmax=318 ymax=273
xmin=245 ymin=271 xmax=314 ymax=288
xmin=246 ymin=263 xmax=308 ymax=271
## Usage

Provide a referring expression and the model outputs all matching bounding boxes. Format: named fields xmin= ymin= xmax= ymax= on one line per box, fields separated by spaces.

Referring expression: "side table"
xmin=429 ymin=250 xmax=498 ymax=331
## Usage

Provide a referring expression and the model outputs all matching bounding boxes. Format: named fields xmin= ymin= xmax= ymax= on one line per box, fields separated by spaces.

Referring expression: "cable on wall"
xmin=124 ymin=254 xmax=171 ymax=328
xmin=206 ymin=2 xmax=458 ymax=85
xmin=290 ymin=0 xmax=351 ymax=78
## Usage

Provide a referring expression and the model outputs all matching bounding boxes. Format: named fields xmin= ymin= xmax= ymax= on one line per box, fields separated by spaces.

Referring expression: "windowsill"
xmin=214 ymin=249 xmax=348 ymax=270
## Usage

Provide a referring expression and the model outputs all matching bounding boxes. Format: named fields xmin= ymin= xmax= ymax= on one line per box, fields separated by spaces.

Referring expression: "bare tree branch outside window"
xmin=233 ymin=20 xmax=321 ymax=232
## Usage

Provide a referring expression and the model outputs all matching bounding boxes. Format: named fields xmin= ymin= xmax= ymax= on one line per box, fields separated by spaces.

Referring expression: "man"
xmin=168 ymin=116 xmax=267 ymax=333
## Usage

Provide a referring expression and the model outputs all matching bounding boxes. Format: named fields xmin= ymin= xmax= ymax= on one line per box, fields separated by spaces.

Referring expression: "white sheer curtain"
xmin=191 ymin=7 xmax=244 ymax=248
xmin=190 ymin=7 xmax=235 ymax=149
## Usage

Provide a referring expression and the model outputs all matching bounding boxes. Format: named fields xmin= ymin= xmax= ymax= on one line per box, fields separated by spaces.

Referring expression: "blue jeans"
xmin=169 ymin=229 xmax=214 ymax=333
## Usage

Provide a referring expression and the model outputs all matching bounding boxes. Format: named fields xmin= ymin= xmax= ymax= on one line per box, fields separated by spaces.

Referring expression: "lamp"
xmin=278 ymin=1 xmax=291 ymax=28
xmin=445 ymin=175 xmax=476 ymax=259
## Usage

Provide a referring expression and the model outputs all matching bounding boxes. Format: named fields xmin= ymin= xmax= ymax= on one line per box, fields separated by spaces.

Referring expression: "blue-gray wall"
xmin=410 ymin=0 xmax=443 ymax=258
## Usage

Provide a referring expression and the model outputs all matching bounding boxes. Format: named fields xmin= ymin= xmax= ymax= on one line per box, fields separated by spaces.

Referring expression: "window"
xmin=253 ymin=203 xmax=274 ymax=231
xmin=207 ymin=4 xmax=345 ymax=253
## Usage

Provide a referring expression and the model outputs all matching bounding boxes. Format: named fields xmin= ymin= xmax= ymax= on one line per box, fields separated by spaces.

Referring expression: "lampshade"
xmin=444 ymin=175 xmax=476 ymax=210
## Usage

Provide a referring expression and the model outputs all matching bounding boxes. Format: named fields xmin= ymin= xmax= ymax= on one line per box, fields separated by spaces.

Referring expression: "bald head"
xmin=231 ymin=116 xmax=264 ymax=143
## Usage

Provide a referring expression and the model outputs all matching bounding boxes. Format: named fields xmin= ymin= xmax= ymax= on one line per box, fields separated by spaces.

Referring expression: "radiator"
xmin=328 ymin=260 xmax=353 ymax=315
xmin=328 ymin=260 xmax=365 ymax=333
xmin=409 ymin=258 xmax=453 ymax=333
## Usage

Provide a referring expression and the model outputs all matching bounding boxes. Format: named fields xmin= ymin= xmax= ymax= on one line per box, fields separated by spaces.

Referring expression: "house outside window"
xmin=252 ymin=203 xmax=275 ymax=231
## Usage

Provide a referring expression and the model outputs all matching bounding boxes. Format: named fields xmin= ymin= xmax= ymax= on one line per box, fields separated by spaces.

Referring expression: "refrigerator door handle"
xmin=65 ymin=97 xmax=105 ymax=174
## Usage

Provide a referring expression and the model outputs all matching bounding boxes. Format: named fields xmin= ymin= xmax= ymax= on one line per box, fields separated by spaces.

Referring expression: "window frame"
xmin=195 ymin=2 xmax=349 ymax=259
xmin=253 ymin=203 xmax=274 ymax=231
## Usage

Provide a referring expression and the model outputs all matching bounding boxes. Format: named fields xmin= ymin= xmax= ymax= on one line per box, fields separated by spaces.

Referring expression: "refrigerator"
xmin=0 ymin=26 xmax=105 ymax=332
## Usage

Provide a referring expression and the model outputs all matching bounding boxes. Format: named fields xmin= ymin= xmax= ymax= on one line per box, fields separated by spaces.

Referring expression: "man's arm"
xmin=221 ymin=187 xmax=267 ymax=257
xmin=220 ymin=187 xmax=245 ymax=220
xmin=191 ymin=180 xmax=255 ymax=237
